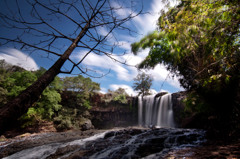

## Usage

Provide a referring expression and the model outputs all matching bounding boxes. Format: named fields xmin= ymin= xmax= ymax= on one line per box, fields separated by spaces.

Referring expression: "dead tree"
xmin=0 ymin=0 xmax=142 ymax=134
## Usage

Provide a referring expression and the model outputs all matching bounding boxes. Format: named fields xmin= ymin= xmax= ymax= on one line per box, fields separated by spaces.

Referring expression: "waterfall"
xmin=138 ymin=93 xmax=175 ymax=128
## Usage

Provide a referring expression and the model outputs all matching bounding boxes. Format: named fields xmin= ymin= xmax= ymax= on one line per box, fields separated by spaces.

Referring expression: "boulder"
xmin=155 ymin=92 xmax=168 ymax=98
xmin=79 ymin=118 xmax=94 ymax=131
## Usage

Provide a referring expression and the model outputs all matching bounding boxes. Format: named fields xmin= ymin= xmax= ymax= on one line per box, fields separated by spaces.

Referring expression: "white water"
xmin=2 ymin=128 xmax=206 ymax=159
xmin=3 ymin=131 xmax=109 ymax=159
xmin=138 ymin=93 xmax=175 ymax=128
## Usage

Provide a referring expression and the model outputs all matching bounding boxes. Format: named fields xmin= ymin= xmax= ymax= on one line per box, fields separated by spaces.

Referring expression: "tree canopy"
xmin=132 ymin=72 xmax=153 ymax=96
xmin=62 ymin=75 xmax=100 ymax=93
xmin=61 ymin=75 xmax=100 ymax=109
xmin=132 ymin=0 xmax=240 ymax=92
xmin=132 ymin=0 xmax=240 ymax=135
xmin=0 ymin=60 xmax=102 ymax=129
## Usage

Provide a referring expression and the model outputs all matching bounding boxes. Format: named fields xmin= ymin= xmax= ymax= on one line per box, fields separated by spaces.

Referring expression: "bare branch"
xmin=0 ymin=0 xmax=144 ymax=133
xmin=0 ymin=0 xmax=143 ymax=77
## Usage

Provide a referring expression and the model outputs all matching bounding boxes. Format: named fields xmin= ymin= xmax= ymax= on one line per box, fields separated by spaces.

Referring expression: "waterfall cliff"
xmin=138 ymin=93 xmax=175 ymax=128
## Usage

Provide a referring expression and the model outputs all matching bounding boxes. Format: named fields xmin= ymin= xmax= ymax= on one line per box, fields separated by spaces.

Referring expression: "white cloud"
xmin=0 ymin=48 xmax=39 ymax=71
xmin=122 ymin=49 xmax=149 ymax=66
xmin=148 ymin=64 xmax=183 ymax=90
xmin=132 ymin=0 xmax=165 ymax=36
xmin=74 ymin=49 xmax=183 ymax=91
xmin=148 ymin=64 xmax=169 ymax=81
xmin=110 ymin=84 xmax=137 ymax=96
xmin=98 ymin=26 xmax=115 ymax=44
xmin=118 ymin=41 xmax=132 ymax=50
xmin=99 ymin=87 xmax=107 ymax=94
xmin=111 ymin=1 xmax=133 ymax=18
xmin=160 ymin=89 xmax=169 ymax=93
xmin=166 ymin=76 xmax=184 ymax=90
xmin=98 ymin=27 xmax=109 ymax=37
xmin=75 ymin=51 xmax=133 ymax=81
xmin=71 ymin=0 xmax=183 ymax=92
xmin=117 ymin=34 xmax=137 ymax=43
xmin=136 ymin=0 xmax=179 ymax=33
xmin=149 ymin=89 xmax=158 ymax=95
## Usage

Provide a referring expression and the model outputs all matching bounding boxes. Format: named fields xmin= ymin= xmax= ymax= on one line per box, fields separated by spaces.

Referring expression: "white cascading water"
xmin=3 ymin=131 xmax=109 ymax=159
xmin=138 ymin=93 xmax=175 ymax=128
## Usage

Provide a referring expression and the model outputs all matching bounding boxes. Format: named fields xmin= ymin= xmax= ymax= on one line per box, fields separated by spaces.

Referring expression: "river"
xmin=1 ymin=127 xmax=207 ymax=159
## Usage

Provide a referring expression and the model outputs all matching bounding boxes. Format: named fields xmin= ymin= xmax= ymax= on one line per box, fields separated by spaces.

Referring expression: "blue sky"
xmin=0 ymin=0 xmax=183 ymax=95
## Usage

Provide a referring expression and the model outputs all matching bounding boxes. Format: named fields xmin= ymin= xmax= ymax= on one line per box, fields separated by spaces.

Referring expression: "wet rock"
xmin=163 ymin=139 xmax=240 ymax=159
xmin=79 ymin=118 xmax=94 ymax=131
xmin=0 ymin=135 xmax=6 ymax=142
xmin=155 ymin=92 xmax=168 ymax=98
xmin=104 ymin=131 xmax=115 ymax=139
xmin=0 ymin=129 xmax=105 ymax=158
xmin=1 ymin=128 xmax=207 ymax=159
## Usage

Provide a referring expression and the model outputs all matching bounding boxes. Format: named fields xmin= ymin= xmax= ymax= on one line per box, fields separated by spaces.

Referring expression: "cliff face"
xmin=90 ymin=108 xmax=137 ymax=129
xmin=90 ymin=94 xmax=138 ymax=129
xmin=90 ymin=92 xmax=200 ymax=129
xmin=171 ymin=91 xmax=187 ymax=128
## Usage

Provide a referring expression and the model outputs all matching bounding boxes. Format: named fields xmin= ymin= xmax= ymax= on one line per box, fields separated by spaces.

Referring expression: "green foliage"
xmin=0 ymin=61 xmax=63 ymax=127
xmin=0 ymin=87 xmax=8 ymax=107
xmin=53 ymin=107 xmax=91 ymax=130
xmin=0 ymin=60 xmax=28 ymax=107
xmin=36 ymin=89 xmax=62 ymax=119
xmin=53 ymin=75 xmax=101 ymax=130
xmin=132 ymin=0 xmax=240 ymax=92
xmin=76 ymin=93 xmax=92 ymax=109
xmin=54 ymin=114 xmax=73 ymax=130
xmin=3 ymin=71 xmax=37 ymax=97
xmin=132 ymin=0 xmax=240 ymax=99
xmin=20 ymin=69 xmax=63 ymax=126
xmin=132 ymin=0 xmax=240 ymax=134
xmin=132 ymin=72 xmax=153 ymax=96
xmin=184 ymin=93 xmax=212 ymax=114
xmin=0 ymin=65 xmax=8 ymax=107
xmin=0 ymin=60 xmax=102 ymax=130
xmin=19 ymin=108 xmax=42 ymax=128
xmin=61 ymin=75 xmax=100 ymax=109
xmin=103 ymin=88 xmax=129 ymax=104
xmin=113 ymin=94 xmax=127 ymax=104
xmin=62 ymin=75 xmax=100 ymax=93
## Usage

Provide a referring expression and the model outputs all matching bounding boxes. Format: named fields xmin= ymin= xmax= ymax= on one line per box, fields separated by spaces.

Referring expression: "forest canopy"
xmin=132 ymin=0 xmax=239 ymax=91
xmin=0 ymin=60 xmax=100 ymax=129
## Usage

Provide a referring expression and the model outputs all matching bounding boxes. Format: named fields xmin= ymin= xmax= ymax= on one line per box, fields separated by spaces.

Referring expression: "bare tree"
xmin=0 ymin=0 xmax=143 ymax=133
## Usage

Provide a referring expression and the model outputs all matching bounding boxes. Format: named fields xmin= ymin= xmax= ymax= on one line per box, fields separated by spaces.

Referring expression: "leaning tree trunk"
xmin=0 ymin=25 xmax=89 ymax=134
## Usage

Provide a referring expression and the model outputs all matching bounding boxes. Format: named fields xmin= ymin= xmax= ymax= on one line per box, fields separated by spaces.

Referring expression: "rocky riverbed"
xmin=164 ymin=139 xmax=240 ymax=158
xmin=1 ymin=127 xmax=240 ymax=159
xmin=0 ymin=127 xmax=209 ymax=159
xmin=0 ymin=129 xmax=106 ymax=158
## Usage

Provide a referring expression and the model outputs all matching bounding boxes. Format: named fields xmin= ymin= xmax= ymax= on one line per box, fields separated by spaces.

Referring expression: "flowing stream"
xmin=1 ymin=128 xmax=206 ymax=159
xmin=2 ymin=131 xmax=109 ymax=159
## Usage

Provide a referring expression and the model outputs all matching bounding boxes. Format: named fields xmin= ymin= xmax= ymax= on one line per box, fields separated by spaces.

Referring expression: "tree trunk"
xmin=0 ymin=24 xmax=89 ymax=134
